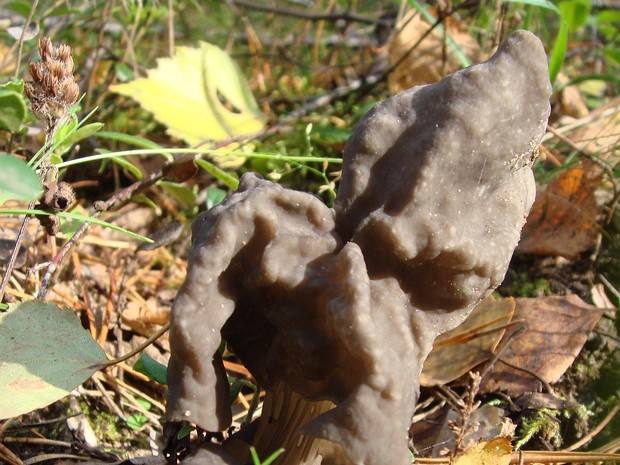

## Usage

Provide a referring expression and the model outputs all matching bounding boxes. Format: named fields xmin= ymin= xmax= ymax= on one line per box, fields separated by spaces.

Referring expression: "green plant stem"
xmin=55 ymin=148 xmax=343 ymax=169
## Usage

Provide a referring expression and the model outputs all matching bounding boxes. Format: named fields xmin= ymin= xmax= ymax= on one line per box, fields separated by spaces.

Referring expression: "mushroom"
xmin=166 ymin=30 xmax=551 ymax=465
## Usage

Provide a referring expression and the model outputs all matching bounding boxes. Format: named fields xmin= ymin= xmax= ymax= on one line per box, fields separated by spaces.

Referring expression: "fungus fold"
xmin=166 ymin=30 xmax=552 ymax=465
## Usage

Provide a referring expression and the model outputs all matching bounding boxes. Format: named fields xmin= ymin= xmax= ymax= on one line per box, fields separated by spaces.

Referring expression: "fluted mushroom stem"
xmin=252 ymin=383 xmax=337 ymax=465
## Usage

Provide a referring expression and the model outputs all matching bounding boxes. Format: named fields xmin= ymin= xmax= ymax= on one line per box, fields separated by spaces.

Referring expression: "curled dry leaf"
xmin=518 ymin=163 xmax=601 ymax=258
xmin=122 ymin=297 xmax=170 ymax=337
xmin=421 ymin=296 xmax=515 ymax=386
xmin=480 ymin=295 xmax=604 ymax=396
xmin=411 ymin=405 xmax=512 ymax=458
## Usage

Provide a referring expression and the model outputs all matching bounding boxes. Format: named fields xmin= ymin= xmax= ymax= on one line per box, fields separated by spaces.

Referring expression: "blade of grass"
xmin=55 ymin=148 xmax=343 ymax=169
xmin=501 ymin=0 xmax=566 ymax=84
xmin=548 ymin=19 xmax=568 ymax=84
xmin=0 ymin=208 xmax=153 ymax=242
xmin=195 ymin=158 xmax=239 ymax=190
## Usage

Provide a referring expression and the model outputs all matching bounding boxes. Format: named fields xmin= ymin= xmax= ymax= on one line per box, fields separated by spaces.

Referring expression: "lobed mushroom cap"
xmin=166 ymin=30 xmax=551 ymax=465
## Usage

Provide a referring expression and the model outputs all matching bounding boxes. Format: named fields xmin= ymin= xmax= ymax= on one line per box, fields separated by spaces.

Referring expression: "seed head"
xmin=24 ymin=37 xmax=80 ymax=130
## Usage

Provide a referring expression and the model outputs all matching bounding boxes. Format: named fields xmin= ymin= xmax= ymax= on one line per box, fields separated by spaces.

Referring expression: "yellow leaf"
xmin=111 ymin=42 xmax=266 ymax=146
xmin=453 ymin=437 xmax=512 ymax=465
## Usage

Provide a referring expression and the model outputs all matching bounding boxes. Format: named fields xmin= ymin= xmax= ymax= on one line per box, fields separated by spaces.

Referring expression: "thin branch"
xmin=13 ymin=0 xmax=39 ymax=79
xmin=0 ymin=201 xmax=35 ymax=304
xmin=96 ymin=322 xmax=170 ymax=369
xmin=563 ymin=402 xmax=620 ymax=452
xmin=230 ymin=0 xmax=380 ymax=25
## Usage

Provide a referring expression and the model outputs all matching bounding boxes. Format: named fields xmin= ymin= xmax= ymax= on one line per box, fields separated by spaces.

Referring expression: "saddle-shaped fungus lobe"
xmin=167 ymin=30 xmax=551 ymax=465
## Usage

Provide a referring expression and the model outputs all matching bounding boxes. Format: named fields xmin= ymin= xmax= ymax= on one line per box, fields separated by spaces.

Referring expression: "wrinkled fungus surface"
xmin=167 ymin=30 xmax=552 ymax=465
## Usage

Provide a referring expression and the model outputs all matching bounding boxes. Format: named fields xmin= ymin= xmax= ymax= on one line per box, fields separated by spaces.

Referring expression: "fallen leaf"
xmin=421 ymin=297 xmax=515 ymax=386
xmin=453 ymin=437 xmax=512 ymax=465
xmin=122 ymin=297 xmax=170 ymax=337
xmin=111 ymin=42 xmax=266 ymax=146
xmin=411 ymin=405 xmax=511 ymax=458
xmin=388 ymin=8 xmax=482 ymax=93
xmin=480 ymin=295 xmax=604 ymax=396
xmin=556 ymin=73 xmax=589 ymax=119
xmin=0 ymin=301 xmax=108 ymax=420
xmin=518 ymin=163 xmax=601 ymax=258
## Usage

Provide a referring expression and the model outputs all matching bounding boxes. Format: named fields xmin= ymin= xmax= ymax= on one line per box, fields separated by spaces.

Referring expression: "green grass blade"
xmin=548 ymin=19 xmax=569 ymax=84
xmin=0 ymin=208 xmax=153 ymax=243
xmin=195 ymin=158 xmax=239 ymax=190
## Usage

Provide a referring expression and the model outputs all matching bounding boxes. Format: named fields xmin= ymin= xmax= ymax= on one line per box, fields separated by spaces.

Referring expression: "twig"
xmin=36 ymin=170 xmax=163 ymax=300
xmin=230 ymin=0 xmax=380 ymax=25
xmin=22 ymin=453 xmax=90 ymax=465
xmin=563 ymin=402 xmax=620 ymax=452
xmin=0 ymin=442 xmax=23 ymax=465
xmin=0 ymin=201 xmax=35 ymax=304
xmin=545 ymin=125 xmax=616 ymax=188
xmin=84 ymin=0 xmax=113 ymax=111
xmin=12 ymin=0 xmax=39 ymax=79
xmin=97 ymin=322 xmax=170 ymax=369
xmin=90 ymin=374 xmax=127 ymax=421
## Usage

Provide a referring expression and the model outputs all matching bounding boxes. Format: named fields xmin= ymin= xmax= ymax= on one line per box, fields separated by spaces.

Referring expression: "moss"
xmin=515 ymin=408 xmax=562 ymax=450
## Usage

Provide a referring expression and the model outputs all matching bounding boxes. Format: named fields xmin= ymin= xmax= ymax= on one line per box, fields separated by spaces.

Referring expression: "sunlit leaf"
xmin=453 ymin=437 xmax=512 ymax=465
xmin=421 ymin=297 xmax=515 ymax=386
xmin=0 ymin=86 xmax=27 ymax=133
xmin=0 ymin=301 xmax=108 ymax=420
xmin=559 ymin=0 xmax=591 ymax=31
xmin=0 ymin=154 xmax=42 ymax=204
xmin=548 ymin=18 xmax=569 ymax=83
xmin=111 ymin=42 xmax=266 ymax=146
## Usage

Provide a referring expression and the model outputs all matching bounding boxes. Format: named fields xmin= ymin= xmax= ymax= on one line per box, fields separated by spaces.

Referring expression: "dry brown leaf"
xmin=388 ymin=9 xmax=482 ymax=93
xmin=411 ymin=405 xmax=511 ymax=458
xmin=480 ymin=295 xmax=604 ymax=396
xmin=556 ymin=73 xmax=589 ymax=119
xmin=453 ymin=437 xmax=512 ymax=465
xmin=421 ymin=297 xmax=515 ymax=386
xmin=518 ymin=163 xmax=601 ymax=258
xmin=122 ymin=296 xmax=170 ymax=337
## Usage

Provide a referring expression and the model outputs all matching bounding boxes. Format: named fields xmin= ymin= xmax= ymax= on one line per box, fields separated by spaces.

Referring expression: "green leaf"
xmin=0 ymin=154 xmax=42 ymax=203
xmin=1 ymin=80 xmax=25 ymax=94
xmin=134 ymin=353 xmax=168 ymax=385
xmin=54 ymin=122 xmax=104 ymax=158
xmin=549 ymin=19 xmax=569 ymax=83
xmin=559 ymin=0 xmax=591 ymax=31
xmin=249 ymin=447 xmax=285 ymax=465
xmin=195 ymin=158 xmax=239 ymax=190
xmin=111 ymin=41 xmax=266 ymax=146
xmin=159 ymin=181 xmax=196 ymax=208
xmin=0 ymin=301 xmax=108 ymax=420
xmin=206 ymin=187 xmax=227 ymax=210
xmin=502 ymin=0 xmax=561 ymax=14
xmin=94 ymin=149 xmax=143 ymax=180
xmin=95 ymin=131 xmax=168 ymax=152
xmin=0 ymin=88 xmax=27 ymax=133
xmin=0 ymin=208 xmax=153 ymax=243
xmin=126 ymin=412 xmax=148 ymax=430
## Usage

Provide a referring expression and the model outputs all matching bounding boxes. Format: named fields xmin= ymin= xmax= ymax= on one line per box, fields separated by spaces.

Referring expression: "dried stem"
xmin=12 ymin=0 xmax=39 ymax=79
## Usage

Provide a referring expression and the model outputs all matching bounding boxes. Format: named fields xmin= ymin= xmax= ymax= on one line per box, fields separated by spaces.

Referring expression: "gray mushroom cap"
xmin=166 ymin=30 xmax=551 ymax=465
